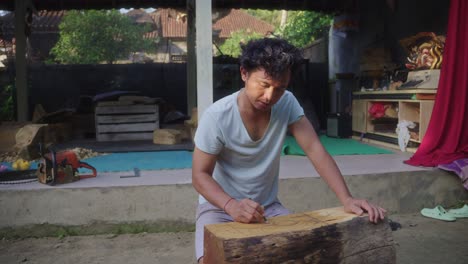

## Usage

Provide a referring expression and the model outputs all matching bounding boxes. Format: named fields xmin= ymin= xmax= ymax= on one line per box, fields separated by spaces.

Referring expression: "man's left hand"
xmin=344 ymin=197 xmax=386 ymax=223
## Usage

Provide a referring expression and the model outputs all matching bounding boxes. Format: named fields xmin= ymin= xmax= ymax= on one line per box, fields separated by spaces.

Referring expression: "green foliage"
xmin=278 ymin=11 xmax=332 ymax=48
xmin=245 ymin=9 xmax=282 ymax=28
xmin=51 ymin=10 xmax=153 ymax=64
xmin=0 ymin=84 xmax=14 ymax=121
xmin=218 ymin=30 xmax=263 ymax=57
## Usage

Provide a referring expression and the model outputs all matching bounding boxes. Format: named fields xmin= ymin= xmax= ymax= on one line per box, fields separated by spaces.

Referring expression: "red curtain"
xmin=405 ymin=0 xmax=468 ymax=166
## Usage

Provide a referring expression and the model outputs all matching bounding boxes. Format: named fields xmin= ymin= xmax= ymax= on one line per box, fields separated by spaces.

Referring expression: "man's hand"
xmin=225 ymin=198 xmax=266 ymax=223
xmin=344 ymin=197 xmax=387 ymax=223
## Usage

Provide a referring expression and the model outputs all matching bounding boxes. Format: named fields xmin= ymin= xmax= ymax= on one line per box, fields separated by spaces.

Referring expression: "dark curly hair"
xmin=239 ymin=38 xmax=303 ymax=79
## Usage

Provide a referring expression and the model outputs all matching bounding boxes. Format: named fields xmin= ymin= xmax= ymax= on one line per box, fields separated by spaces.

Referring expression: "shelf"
xmin=353 ymin=89 xmax=437 ymax=95
xmin=372 ymin=131 xmax=397 ymax=138
xmin=352 ymin=96 xmax=434 ymax=151
xmin=371 ymin=132 xmax=421 ymax=143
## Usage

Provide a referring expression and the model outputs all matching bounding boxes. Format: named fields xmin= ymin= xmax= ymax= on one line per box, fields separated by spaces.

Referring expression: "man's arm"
xmin=288 ymin=116 xmax=386 ymax=223
xmin=192 ymin=147 xmax=265 ymax=223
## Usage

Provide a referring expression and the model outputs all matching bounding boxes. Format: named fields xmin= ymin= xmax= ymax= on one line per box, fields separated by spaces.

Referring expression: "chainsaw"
xmin=36 ymin=146 xmax=97 ymax=185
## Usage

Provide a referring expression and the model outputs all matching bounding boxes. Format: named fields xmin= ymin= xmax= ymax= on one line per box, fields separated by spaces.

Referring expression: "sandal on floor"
xmin=448 ymin=204 xmax=468 ymax=218
xmin=420 ymin=205 xmax=456 ymax=221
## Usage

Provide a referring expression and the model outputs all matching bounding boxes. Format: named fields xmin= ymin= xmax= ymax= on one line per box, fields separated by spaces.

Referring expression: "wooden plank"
xmin=95 ymin=105 xmax=158 ymax=115
xmin=351 ymin=100 xmax=367 ymax=133
xmin=97 ymin=123 xmax=157 ymax=133
xmin=96 ymin=114 xmax=158 ymax=124
xmin=96 ymin=132 xmax=154 ymax=142
xmin=419 ymin=100 xmax=435 ymax=141
xmin=204 ymin=207 xmax=395 ymax=264
xmin=352 ymin=136 xmax=418 ymax=153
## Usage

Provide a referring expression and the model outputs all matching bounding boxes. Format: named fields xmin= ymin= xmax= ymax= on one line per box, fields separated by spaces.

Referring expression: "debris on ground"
xmin=388 ymin=218 xmax=402 ymax=231
xmin=0 ymin=151 xmax=20 ymax=163
xmin=67 ymin=148 xmax=105 ymax=160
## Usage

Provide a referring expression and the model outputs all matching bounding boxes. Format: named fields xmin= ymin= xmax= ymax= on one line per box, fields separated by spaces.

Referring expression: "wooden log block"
xmin=204 ymin=207 xmax=395 ymax=264
xmin=14 ymin=123 xmax=73 ymax=160
xmin=161 ymin=123 xmax=191 ymax=140
xmin=184 ymin=107 xmax=198 ymax=142
xmin=14 ymin=124 xmax=48 ymax=160
xmin=0 ymin=122 xmax=28 ymax=152
xmin=153 ymin=129 xmax=182 ymax=145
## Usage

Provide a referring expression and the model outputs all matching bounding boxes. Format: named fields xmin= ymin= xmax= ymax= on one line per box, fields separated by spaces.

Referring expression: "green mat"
xmin=282 ymin=135 xmax=393 ymax=156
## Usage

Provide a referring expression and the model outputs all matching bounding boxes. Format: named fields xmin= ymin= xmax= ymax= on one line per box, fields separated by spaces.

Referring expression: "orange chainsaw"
xmin=37 ymin=147 xmax=97 ymax=185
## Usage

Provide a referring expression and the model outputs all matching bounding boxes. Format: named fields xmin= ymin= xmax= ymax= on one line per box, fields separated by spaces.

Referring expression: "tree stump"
xmin=204 ymin=207 xmax=395 ymax=264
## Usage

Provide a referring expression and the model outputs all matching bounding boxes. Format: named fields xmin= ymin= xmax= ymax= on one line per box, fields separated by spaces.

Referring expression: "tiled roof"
xmin=0 ymin=38 xmax=13 ymax=47
xmin=127 ymin=9 xmax=155 ymax=25
xmin=0 ymin=10 xmax=65 ymax=33
xmin=0 ymin=38 xmax=14 ymax=60
xmin=149 ymin=9 xmax=187 ymax=38
xmin=150 ymin=8 xmax=274 ymax=39
xmin=213 ymin=9 xmax=274 ymax=38
xmin=144 ymin=31 xmax=159 ymax=40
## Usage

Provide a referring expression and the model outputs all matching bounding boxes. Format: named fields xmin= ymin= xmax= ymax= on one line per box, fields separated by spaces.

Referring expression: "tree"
xmin=244 ymin=9 xmax=332 ymax=48
xmin=51 ymin=10 xmax=153 ymax=64
xmin=245 ymin=9 xmax=282 ymax=29
xmin=218 ymin=30 xmax=263 ymax=57
xmin=278 ymin=11 xmax=332 ymax=48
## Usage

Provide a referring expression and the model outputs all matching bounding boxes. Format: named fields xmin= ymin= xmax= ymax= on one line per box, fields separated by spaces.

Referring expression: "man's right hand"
xmin=225 ymin=198 xmax=266 ymax=223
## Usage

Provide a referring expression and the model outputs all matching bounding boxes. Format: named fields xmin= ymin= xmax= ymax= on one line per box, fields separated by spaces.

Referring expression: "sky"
xmin=120 ymin=8 xmax=155 ymax=14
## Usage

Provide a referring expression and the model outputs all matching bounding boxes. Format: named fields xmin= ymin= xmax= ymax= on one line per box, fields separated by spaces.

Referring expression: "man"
xmin=192 ymin=38 xmax=386 ymax=263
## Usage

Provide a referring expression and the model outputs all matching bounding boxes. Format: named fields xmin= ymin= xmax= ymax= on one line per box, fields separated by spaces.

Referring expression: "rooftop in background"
xmin=152 ymin=8 xmax=274 ymax=39
xmin=0 ymin=10 xmax=65 ymax=34
xmin=0 ymin=8 xmax=274 ymax=40
xmin=0 ymin=0 xmax=346 ymax=12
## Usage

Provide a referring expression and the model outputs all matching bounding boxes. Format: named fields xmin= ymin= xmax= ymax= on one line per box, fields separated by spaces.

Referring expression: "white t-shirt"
xmin=194 ymin=90 xmax=304 ymax=206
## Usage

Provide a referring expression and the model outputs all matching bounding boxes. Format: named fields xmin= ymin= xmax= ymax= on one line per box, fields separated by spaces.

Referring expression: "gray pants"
xmin=195 ymin=201 xmax=290 ymax=261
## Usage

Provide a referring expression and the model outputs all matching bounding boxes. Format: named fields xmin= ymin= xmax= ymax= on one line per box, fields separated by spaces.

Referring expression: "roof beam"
xmin=0 ymin=0 xmax=342 ymax=12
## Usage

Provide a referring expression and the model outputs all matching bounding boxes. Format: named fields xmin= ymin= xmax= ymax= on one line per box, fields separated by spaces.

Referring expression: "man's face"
xmin=240 ymin=67 xmax=291 ymax=112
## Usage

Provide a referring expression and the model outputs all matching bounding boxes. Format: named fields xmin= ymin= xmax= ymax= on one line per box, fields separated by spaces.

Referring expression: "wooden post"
xmin=14 ymin=0 xmax=30 ymax=121
xmin=194 ymin=0 xmax=213 ymax=119
xmin=204 ymin=207 xmax=395 ymax=264
xmin=186 ymin=0 xmax=197 ymax=116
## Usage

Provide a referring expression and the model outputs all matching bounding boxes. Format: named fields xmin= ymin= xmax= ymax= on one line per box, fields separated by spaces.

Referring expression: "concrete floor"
xmin=0 ymin=214 xmax=466 ymax=264
xmin=1 ymin=147 xmax=467 ymax=263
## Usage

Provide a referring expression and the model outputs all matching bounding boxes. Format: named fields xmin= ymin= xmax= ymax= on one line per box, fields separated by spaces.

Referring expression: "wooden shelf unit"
xmin=352 ymin=90 xmax=435 ymax=149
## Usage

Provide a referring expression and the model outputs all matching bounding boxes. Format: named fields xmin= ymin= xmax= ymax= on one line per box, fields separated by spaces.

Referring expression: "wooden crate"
xmin=95 ymin=104 xmax=159 ymax=142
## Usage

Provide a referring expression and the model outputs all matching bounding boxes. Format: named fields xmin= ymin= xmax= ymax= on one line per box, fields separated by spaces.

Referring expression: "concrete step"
xmin=1 ymin=155 xmax=466 ymax=231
